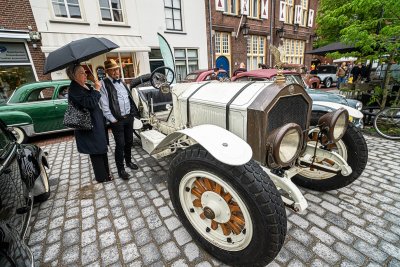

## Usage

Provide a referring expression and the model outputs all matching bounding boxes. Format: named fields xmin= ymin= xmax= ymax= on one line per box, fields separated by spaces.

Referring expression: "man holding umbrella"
xmin=100 ymin=59 xmax=140 ymax=180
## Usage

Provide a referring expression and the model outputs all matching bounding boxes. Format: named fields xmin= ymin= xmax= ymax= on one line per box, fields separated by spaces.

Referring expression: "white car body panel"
xmin=173 ymin=81 xmax=273 ymax=140
xmin=151 ymin=124 xmax=253 ymax=166
xmin=313 ymin=101 xmax=363 ymax=119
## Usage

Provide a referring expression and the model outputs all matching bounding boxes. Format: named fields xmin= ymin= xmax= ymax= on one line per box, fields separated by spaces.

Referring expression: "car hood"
xmin=306 ymin=89 xmax=348 ymax=105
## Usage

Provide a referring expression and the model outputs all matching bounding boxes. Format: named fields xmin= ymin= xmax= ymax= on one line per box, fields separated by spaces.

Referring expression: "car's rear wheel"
xmin=169 ymin=145 xmax=286 ymax=266
xmin=325 ymin=78 xmax=332 ymax=88
xmin=11 ymin=127 xmax=27 ymax=143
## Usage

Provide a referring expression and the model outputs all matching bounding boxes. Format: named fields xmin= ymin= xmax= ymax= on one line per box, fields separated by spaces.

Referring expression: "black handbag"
xmin=63 ymin=100 xmax=93 ymax=130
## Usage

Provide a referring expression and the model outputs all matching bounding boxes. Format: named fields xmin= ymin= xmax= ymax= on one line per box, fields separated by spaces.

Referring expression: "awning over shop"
xmin=333 ymin=57 xmax=358 ymax=63
xmin=306 ymin=42 xmax=356 ymax=55
xmin=0 ymin=30 xmax=30 ymax=40
xmin=40 ymin=32 xmax=150 ymax=53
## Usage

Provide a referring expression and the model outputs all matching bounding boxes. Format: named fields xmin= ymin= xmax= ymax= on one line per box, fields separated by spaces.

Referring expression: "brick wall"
xmin=205 ymin=0 xmax=319 ymax=72
xmin=0 ymin=0 xmax=50 ymax=80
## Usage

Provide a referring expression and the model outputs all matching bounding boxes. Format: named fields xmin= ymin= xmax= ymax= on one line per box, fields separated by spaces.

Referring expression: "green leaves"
xmin=317 ymin=0 xmax=400 ymax=60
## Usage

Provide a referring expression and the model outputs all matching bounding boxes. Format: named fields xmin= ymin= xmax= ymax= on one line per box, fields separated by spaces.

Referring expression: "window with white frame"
xmin=51 ymin=0 xmax=82 ymax=19
xmin=300 ymin=0 xmax=308 ymax=26
xmin=224 ymin=0 xmax=238 ymax=14
xmin=164 ymin=0 xmax=182 ymax=31
xmin=283 ymin=38 xmax=305 ymax=64
xmin=215 ymin=32 xmax=230 ymax=55
xmin=249 ymin=0 xmax=259 ymax=18
xmin=285 ymin=0 xmax=294 ymax=24
xmin=174 ymin=48 xmax=199 ymax=81
xmin=247 ymin=35 xmax=266 ymax=70
xmin=99 ymin=0 xmax=124 ymax=22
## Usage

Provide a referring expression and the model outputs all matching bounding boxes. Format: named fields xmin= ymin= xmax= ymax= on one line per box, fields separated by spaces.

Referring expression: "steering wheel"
xmin=150 ymin=66 xmax=174 ymax=93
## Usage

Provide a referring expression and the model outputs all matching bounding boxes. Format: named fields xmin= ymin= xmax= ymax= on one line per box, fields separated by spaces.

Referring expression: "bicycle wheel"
xmin=373 ymin=108 xmax=400 ymax=140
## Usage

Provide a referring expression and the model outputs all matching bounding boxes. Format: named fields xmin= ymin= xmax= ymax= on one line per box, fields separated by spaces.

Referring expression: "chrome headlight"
xmin=355 ymin=101 xmax=363 ymax=111
xmin=318 ymin=108 xmax=349 ymax=142
xmin=266 ymin=123 xmax=303 ymax=168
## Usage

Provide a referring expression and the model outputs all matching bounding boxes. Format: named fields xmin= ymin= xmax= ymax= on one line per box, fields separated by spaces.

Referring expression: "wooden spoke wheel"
xmin=168 ymin=145 xmax=287 ymax=266
xmin=180 ymin=171 xmax=253 ymax=251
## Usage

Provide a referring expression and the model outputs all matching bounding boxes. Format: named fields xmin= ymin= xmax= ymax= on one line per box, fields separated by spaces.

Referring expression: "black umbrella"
xmin=43 ymin=37 xmax=119 ymax=74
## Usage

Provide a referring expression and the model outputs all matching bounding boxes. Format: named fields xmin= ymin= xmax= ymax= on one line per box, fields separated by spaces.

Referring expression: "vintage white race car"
xmin=130 ymin=67 xmax=368 ymax=266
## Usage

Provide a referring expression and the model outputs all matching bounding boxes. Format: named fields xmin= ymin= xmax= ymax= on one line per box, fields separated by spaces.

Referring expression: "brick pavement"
xmin=27 ymin=134 xmax=400 ymax=266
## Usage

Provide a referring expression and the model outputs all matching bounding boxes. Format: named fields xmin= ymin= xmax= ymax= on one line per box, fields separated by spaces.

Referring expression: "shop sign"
xmin=0 ymin=43 xmax=30 ymax=63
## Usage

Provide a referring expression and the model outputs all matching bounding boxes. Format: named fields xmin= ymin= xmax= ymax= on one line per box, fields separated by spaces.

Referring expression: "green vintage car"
xmin=0 ymin=80 xmax=71 ymax=143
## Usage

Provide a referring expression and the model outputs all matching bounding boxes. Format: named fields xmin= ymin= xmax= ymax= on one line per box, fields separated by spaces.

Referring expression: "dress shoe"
xmin=126 ymin=162 xmax=139 ymax=170
xmin=118 ymin=169 xmax=131 ymax=180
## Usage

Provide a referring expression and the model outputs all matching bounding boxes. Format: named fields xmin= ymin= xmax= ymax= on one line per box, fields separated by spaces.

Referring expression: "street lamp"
xmin=293 ymin=23 xmax=299 ymax=32
xmin=310 ymin=33 xmax=318 ymax=42
xmin=276 ymin=25 xmax=285 ymax=38
xmin=241 ymin=22 xmax=250 ymax=37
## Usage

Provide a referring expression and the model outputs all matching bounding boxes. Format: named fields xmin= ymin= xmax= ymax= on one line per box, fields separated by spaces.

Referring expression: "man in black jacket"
xmin=100 ymin=59 xmax=139 ymax=180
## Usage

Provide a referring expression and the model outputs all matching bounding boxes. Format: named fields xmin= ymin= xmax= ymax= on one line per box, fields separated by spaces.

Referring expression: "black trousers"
xmin=110 ymin=116 xmax=134 ymax=171
xmin=89 ymin=153 xmax=110 ymax=182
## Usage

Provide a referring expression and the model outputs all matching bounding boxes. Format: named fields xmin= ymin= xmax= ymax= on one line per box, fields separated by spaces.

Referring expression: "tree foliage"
xmin=316 ymin=0 xmax=400 ymax=108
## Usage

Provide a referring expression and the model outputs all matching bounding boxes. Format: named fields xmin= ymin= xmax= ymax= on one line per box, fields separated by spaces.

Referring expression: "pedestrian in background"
xmin=336 ymin=62 xmax=347 ymax=89
xmin=210 ymin=67 xmax=221 ymax=80
xmin=351 ymin=62 xmax=367 ymax=83
xmin=66 ymin=64 xmax=112 ymax=183
xmin=100 ymin=59 xmax=140 ymax=180
xmin=233 ymin=62 xmax=247 ymax=76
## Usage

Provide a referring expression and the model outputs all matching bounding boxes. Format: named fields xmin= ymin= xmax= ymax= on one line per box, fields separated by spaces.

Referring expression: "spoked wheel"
xmin=180 ymin=171 xmax=252 ymax=250
xmin=293 ymin=123 xmax=368 ymax=191
xmin=169 ymin=145 xmax=287 ymax=266
xmin=150 ymin=66 xmax=174 ymax=92
xmin=373 ymin=108 xmax=400 ymax=140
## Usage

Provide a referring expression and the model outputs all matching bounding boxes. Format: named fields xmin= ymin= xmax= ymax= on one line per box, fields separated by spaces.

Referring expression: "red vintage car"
xmin=232 ymin=68 xmax=320 ymax=88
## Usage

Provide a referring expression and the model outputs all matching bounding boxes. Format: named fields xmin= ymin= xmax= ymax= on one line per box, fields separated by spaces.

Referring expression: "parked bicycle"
xmin=373 ymin=106 xmax=400 ymax=140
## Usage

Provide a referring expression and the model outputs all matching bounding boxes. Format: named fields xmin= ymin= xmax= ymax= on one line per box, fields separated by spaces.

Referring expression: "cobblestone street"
xmin=27 ymin=134 xmax=400 ymax=267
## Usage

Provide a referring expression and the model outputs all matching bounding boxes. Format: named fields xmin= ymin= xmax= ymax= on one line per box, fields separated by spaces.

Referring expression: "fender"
xmin=22 ymin=144 xmax=50 ymax=197
xmin=151 ymin=124 xmax=252 ymax=166
xmin=0 ymin=111 xmax=33 ymax=126
xmin=313 ymin=101 xmax=363 ymax=119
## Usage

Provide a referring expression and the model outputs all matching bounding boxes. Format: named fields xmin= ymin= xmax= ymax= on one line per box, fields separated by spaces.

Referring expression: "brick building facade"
xmin=0 ymin=0 xmax=49 ymax=96
xmin=205 ymin=0 xmax=318 ymax=75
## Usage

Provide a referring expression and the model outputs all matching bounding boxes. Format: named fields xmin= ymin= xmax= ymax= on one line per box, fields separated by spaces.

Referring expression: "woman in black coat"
xmin=66 ymin=64 xmax=112 ymax=183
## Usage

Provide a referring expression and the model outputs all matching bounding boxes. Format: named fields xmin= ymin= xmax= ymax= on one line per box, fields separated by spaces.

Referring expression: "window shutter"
xmin=241 ymin=0 xmax=250 ymax=15
xmin=295 ymin=5 xmax=302 ymax=24
xmin=215 ymin=0 xmax=225 ymax=11
xmin=279 ymin=1 xmax=286 ymax=22
xmin=308 ymin=9 xmax=314 ymax=27
xmin=261 ymin=0 xmax=268 ymax=19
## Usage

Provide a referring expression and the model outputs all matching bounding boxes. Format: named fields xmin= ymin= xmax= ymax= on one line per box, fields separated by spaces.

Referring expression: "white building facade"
xmin=29 ymin=0 xmax=208 ymax=82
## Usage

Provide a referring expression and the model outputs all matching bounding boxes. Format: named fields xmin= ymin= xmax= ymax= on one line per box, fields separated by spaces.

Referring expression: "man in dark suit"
xmin=100 ymin=59 xmax=139 ymax=180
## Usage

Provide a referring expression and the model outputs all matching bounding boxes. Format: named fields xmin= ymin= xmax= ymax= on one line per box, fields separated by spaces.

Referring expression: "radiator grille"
xmin=267 ymin=95 xmax=309 ymax=134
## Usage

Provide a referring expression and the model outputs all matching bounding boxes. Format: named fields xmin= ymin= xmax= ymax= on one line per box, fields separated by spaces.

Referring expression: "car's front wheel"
xmin=325 ymin=78 xmax=332 ymax=88
xmin=33 ymin=154 xmax=51 ymax=203
xmin=11 ymin=127 xmax=27 ymax=143
xmin=293 ymin=123 xmax=368 ymax=191
xmin=168 ymin=145 xmax=286 ymax=266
